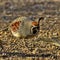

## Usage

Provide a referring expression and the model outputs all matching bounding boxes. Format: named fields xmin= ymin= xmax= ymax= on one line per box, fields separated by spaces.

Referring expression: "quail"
xmin=9 ymin=16 xmax=43 ymax=38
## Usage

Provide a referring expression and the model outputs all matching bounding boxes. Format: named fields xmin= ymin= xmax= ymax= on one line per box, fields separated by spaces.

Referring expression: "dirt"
xmin=0 ymin=0 xmax=60 ymax=60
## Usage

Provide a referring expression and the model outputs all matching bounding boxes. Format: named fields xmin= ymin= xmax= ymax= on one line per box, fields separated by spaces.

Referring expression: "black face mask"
xmin=31 ymin=26 xmax=39 ymax=35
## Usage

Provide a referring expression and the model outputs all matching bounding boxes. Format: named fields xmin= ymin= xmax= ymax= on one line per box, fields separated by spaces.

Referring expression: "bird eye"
xmin=31 ymin=26 xmax=39 ymax=34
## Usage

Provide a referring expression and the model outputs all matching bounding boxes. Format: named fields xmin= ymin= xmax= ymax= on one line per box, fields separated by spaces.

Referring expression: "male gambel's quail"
xmin=9 ymin=16 xmax=44 ymax=38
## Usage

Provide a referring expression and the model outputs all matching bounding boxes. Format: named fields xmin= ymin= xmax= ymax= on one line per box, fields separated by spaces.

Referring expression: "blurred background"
xmin=0 ymin=0 xmax=60 ymax=60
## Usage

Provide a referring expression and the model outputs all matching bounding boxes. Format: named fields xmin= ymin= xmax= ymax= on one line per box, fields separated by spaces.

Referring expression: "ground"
xmin=0 ymin=0 xmax=60 ymax=60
